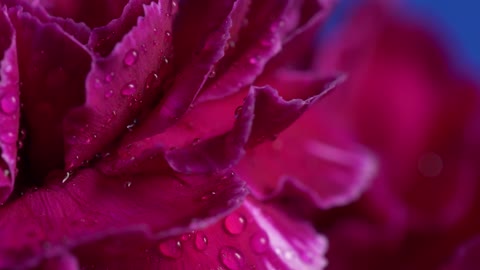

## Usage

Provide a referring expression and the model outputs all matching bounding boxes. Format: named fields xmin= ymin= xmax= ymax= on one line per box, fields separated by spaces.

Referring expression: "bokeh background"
xmin=324 ymin=0 xmax=480 ymax=75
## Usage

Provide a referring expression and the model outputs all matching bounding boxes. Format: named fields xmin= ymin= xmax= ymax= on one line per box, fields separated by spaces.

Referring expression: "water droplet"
xmin=145 ymin=72 xmax=159 ymax=90
xmin=124 ymin=181 xmax=132 ymax=188
xmin=0 ymin=132 xmax=16 ymax=143
xmin=94 ymin=78 xmax=102 ymax=89
xmin=224 ymin=213 xmax=246 ymax=235
xmin=250 ymin=231 xmax=269 ymax=254
xmin=194 ymin=232 xmax=208 ymax=251
xmin=124 ymin=49 xmax=138 ymax=66
xmin=1 ymin=95 xmax=18 ymax=115
xmin=163 ymin=57 xmax=169 ymax=64
xmin=248 ymin=57 xmax=258 ymax=65
xmin=158 ymin=239 xmax=183 ymax=259
xmin=4 ymin=64 xmax=12 ymax=73
xmin=105 ymin=72 xmax=115 ymax=82
xmin=104 ymin=89 xmax=114 ymax=98
xmin=201 ymin=191 xmax=216 ymax=201
xmin=180 ymin=232 xmax=193 ymax=241
xmin=208 ymin=70 xmax=216 ymax=78
xmin=62 ymin=171 xmax=73 ymax=183
xmin=126 ymin=119 xmax=138 ymax=131
xmin=234 ymin=106 xmax=243 ymax=118
xmin=192 ymin=138 xmax=200 ymax=145
xmin=165 ymin=31 xmax=172 ymax=38
xmin=221 ymin=171 xmax=235 ymax=180
xmin=121 ymin=83 xmax=136 ymax=96
xmin=219 ymin=246 xmax=245 ymax=270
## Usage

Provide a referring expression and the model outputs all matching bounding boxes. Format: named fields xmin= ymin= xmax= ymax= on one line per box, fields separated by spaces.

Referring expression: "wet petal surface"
xmin=0 ymin=9 xmax=19 ymax=203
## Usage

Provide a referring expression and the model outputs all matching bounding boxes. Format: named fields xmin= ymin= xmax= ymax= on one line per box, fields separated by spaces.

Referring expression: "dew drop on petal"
xmin=0 ymin=132 xmax=16 ymax=143
xmin=123 ymin=181 xmax=132 ymax=188
xmin=145 ymin=72 xmax=159 ymax=90
xmin=208 ymin=70 xmax=216 ymax=78
xmin=158 ymin=239 xmax=183 ymax=259
xmin=224 ymin=213 xmax=246 ymax=235
xmin=1 ymin=95 xmax=18 ymax=115
xmin=121 ymin=83 xmax=137 ymax=96
xmin=180 ymin=232 xmax=193 ymax=241
xmin=219 ymin=246 xmax=245 ymax=270
xmin=194 ymin=232 xmax=208 ymax=251
xmin=250 ymin=231 xmax=269 ymax=254
xmin=62 ymin=171 xmax=73 ymax=184
xmin=104 ymin=89 xmax=114 ymax=98
xmin=4 ymin=64 xmax=12 ymax=73
xmin=192 ymin=138 xmax=200 ymax=145
xmin=201 ymin=191 xmax=216 ymax=201
xmin=94 ymin=78 xmax=102 ymax=89
xmin=105 ymin=72 xmax=115 ymax=82
xmin=123 ymin=49 xmax=138 ymax=66
xmin=234 ymin=106 xmax=243 ymax=118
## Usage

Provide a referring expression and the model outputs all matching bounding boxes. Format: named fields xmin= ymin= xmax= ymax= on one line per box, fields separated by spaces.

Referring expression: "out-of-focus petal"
xmin=235 ymin=74 xmax=376 ymax=209
xmin=9 ymin=8 xmax=90 ymax=180
xmin=0 ymin=8 xmax=19 ymax=203
xmin=444 ymin=236 xmax=480 ymax=270
xmin=311 ymin=2 xmax=480 ymax=269
xmin=0 ymin=168 xmax=247 ymax=269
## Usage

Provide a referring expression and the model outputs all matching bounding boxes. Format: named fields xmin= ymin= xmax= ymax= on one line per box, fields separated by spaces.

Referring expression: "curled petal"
xmin=0 ymin=169 xmax=247 ymax=269
xmin=197 ymin=0 xmax=336 ymax=103
xmin=234 ymin=72 xmax=375 ymax=209
xmin=65 ymin=1 xmax=173 ymax=168
xmin=52 ymin=198 xmax=327 ymax=270
xmin=10 ymin=8 xmax=90 ymax=180
xmin=126 ymin=0 xmax=237 ymax=141
xmin=100 ymin=80 xmax=334 ymax=176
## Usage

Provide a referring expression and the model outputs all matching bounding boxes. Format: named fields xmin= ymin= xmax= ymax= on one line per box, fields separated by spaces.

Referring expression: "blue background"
xmin=328 ymin=0 xmax=480 ymax=74
xmin=407 ymin=0 xmax=480 ymax=72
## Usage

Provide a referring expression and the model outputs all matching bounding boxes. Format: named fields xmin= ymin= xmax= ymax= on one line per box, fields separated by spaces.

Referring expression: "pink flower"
xmin=311 ymin=2 xmax=480 ymax=269
xmin=0 ymin=0 xmax=374 ymax=269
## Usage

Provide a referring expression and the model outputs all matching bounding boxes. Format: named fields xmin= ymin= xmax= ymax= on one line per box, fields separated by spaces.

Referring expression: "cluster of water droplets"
xmin=154 ymin=208 xmax=272 ymax=270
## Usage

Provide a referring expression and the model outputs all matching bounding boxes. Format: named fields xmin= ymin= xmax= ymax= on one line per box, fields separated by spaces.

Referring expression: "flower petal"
xmin=445 ymin=236 xmax=480 ymax=270
xmin=45 ymin=198 xmax=327 ymax=270
xmin=125 ymin=0 xmax=237 ymax=141
xmin=2 ymin=0 xmax=91 ymax=44
xmin=64 ymin=1 xmax=173 ymax=168
xmin=0 ymin=8 xmax=19 ymax=203
xmin=9 ymin=8 xmax=90 ymax=180
xmin=38 ymin=0 xmax=129 ymax=28
xmin=99 ymin=81 xmax=333 ymax=177
xmin=196 ymin=0 xmax=336 ymax=103
xmin=0 ymin=168 xmax=247 ymax=269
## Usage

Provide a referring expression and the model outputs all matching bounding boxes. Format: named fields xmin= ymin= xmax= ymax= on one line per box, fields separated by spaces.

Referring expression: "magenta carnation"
xmin=0 ymin=0 xmax=378 ymax=269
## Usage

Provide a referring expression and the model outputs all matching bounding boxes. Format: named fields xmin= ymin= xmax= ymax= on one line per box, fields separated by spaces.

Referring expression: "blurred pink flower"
xmin=310 ymin=2 xmax=480 ymax=269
